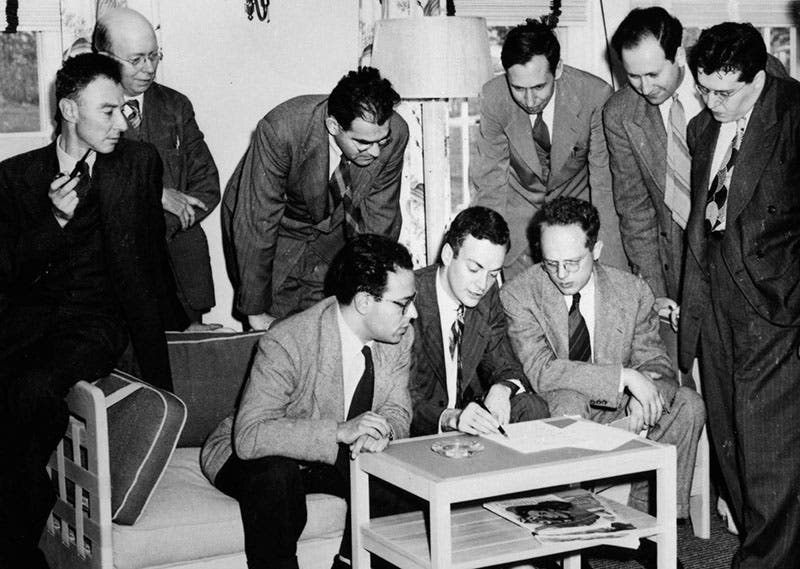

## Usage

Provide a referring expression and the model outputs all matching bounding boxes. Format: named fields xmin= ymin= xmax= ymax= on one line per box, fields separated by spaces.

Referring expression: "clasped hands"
xmin=337 ymin=411 xmax=393 ymax=460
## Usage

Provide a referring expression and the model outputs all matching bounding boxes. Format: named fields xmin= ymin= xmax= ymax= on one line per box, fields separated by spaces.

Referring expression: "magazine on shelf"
xmin=483 ymin=488 xmax=636 ymax=542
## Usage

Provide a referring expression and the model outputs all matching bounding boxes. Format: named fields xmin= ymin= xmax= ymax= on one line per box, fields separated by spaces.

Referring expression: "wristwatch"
xmin=497 ymin=380 xmax=520 ymax=397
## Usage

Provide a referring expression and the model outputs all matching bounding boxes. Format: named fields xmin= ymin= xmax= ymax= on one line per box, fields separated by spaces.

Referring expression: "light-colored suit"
xmin=222 ymin=95 xmax=409 ymax=319
xmin=603 ymin=85 xmax=684 ymax=300
xmin=201 ymin=296 xmax=413 ymax=483
xmin=471 ymin=67 xmax=626 ymax=277
xmin=501 ymin=262 xmax=704 ymax=517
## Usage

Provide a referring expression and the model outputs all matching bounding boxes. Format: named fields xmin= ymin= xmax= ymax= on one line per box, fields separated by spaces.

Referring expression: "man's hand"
xmin=248 ymin=313 xmax=276 ymax=331
xmin=626 ymin=398 xmax=646 ymax=434
xmin=621 ymin=368 xmax=664 ymax=427
xmin=162 ymin=187 xmax=208 ymax=230
xmin=442 ymin=402 xmax=501 ymax=435
xmin=49 ymin=174 xmax=81 ymax=224
xmin=184 ymin=322 xmax=237 ymax=333
xmin=483 ymin=383 xmax=513 ymax=426
xmin=349 ymin=432 xmax=391 ymax=458
xmin=654 ymin=296 xmax=680 ymax=332
xmin=337 ymin=411 xmax=390 ymax=448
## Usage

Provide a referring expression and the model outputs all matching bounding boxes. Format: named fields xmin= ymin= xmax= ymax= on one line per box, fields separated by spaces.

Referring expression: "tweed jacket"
xmin=201 ymin=296 xmax=413 ymax=483
xmin=409 ymin=264 xmax=530 ymax=435
xmin=222 ymin=95 xmax=409 ymax=316
xmin=501 ymin=263 xmax=676 ymax=409
xmin=679 ymin=74 xmax=800 ymax=369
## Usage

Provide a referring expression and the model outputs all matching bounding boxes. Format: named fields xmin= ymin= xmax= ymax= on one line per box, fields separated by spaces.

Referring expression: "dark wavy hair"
xmin=688 ymin=22 xmax=767 ymax=83
xmin=327 ymin=67 xmax=400 ymax=131
xmin=501 ymin=19 xmax=561 ymax=73
xmin=611 ymin=7 xmax=683 ymax=62
xmin=55 ymin=53 xmax=121 ymax=127
xmin=440 ymin=206 xmax=510 ymax=263
xmin=326 ymin=234 xmax=413 ymax=305
xmin=533 ymin=197 xmax=600 ymax=250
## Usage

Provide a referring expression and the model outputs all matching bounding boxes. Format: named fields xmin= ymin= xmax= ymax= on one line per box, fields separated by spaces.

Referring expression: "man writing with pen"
xmin=500 ymin=196 xmax=705 ymax=524
xmin=409 ymin=206 xmax=549 ymax=437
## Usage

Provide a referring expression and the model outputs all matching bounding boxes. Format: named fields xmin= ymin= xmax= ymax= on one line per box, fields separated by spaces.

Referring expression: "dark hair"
xmin=440 ymin=206 xmax=510 ymax=262
xmin=327 ymin=67 xmax=400 ymax=131
xmin=326 ymin=234 xmax=413 ymax=305
xmin=55 ymin=53 xmax=121 ymax=126
xmin=534 ymin=197 xmax=600 ymax=250
xmin=688 ymin=22 xmax=767 ymax=83
xmin=92 ymin=18 xmax=113 ymax=53
xmin=611 ymin=7 xmax=683 ymax=62
xmin=501 ymin=19 xmax=561 ymax=73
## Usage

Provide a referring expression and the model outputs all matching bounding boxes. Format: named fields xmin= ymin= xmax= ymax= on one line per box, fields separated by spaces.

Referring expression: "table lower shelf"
xmin=361 ymin=499 xmax=659 ymax=569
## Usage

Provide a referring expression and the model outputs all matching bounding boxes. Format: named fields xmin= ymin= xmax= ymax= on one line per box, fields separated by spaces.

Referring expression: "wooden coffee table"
xmin=351 ymin=417 xmax=676 ymax=569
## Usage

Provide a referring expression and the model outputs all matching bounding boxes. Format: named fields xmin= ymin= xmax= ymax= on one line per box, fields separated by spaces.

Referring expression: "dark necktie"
xmin=665 ymin=94 xmax=691 ymax=229
xmin=532 ymin=112 xmax=551 ymax=181
xmin=122 ymin=99 xmax=142 ymax=133
xmin=705 ymin=118 xmax=746 ymax=233
xmin=335 ymin=346 xmax=375 ymax=477
xmin=73 ymin=159 xmax=91 ymax=200
xmin=450 ymin=306 xmax=471 ymax=407
xmin=329 ymin=158 xmax=361 ymax=239
xmin=568 ymin=293 xmax=591 ymax=362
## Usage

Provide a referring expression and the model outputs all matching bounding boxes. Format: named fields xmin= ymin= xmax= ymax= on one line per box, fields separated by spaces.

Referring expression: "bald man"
xmin=93 ymin=8 xmax=220 ymax=323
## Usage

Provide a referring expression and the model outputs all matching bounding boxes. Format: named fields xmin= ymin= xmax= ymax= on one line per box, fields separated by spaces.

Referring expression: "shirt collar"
xmin=56 ymin=134 xmax=97 ymax=176
xmin=126 ymin=93 xmax=145 ymax=112
xmin=435 ymin=266 xmax=461 ymax=315
xmin=336 ymin=302 xmax=371 ymax=353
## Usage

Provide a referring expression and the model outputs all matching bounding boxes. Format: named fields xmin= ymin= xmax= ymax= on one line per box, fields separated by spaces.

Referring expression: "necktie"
xmin=335 ymin=346 xmax=375 ymax=477
xmin=450 ymin=306 xmax=472 ymax=407
xmin=532 ymin=112 xmax=551 ymax=181
xmin=705 ymin=118 xmax=746 ymax=233
xmin=72 ymin=159 xmax=91 ymax=200
xmin=665 ymin=94 xmax=691 ymax=229
xmin=568 ymin=293 xmax=591 ymax=362
xmin=329 ymin=158 xmax=361 ymax=239
xmin=122 ymin=99 xmax=142 ymax=131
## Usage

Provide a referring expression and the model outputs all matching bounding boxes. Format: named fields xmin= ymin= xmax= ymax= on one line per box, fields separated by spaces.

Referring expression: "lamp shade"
xmin=371 ymin=16 xmax=493 ymax=99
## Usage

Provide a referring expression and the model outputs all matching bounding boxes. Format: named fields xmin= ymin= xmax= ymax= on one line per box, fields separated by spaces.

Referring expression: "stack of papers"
xmin=483 ymin=419 xmax=638 ymax=453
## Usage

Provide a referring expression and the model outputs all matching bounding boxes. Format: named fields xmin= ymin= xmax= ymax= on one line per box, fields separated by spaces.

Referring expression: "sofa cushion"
xmin=117 ymin=330 xmax=264 ymax=447
xmin=112 ymin=448 xmax=347 ymax=569
xmin=94 ymin=370 xmax=186 ymax=525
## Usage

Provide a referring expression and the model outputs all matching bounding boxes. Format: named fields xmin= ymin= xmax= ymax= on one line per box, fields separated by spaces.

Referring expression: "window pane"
xmin=770 ymin=27 xmax=791 ymax=75
xmin=0 ymin=31 xmax=40 ymax=133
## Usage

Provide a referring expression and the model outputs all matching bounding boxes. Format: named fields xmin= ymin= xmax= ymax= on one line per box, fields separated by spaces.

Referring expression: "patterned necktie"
xmin=532 ymin=112 xmax=551 ymax=181
xmin=122 ymin=99 xmax=142 ymax=132
xmin=665 ymin=94 xmax=691 ymax=229
xmin=329 ymin=158 xmax=361 ymax=239
xmin=450 ymin=306 xmax=471 ymax=407
xmin=705 ymin=118 xmax=746 ymax=233
xmin=568 ymin=293 xmax=591 ymax=362
xmin=335 ymin=346 xmax=375 ymax=477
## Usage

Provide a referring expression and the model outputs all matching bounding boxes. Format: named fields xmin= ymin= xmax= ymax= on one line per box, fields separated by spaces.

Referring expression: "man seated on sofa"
xmin=0 ymin=53 xmax=184 ymax=569
xmin=410 ymin=206 xmax=549 ymax=436
xmin=500 ymin=197 xmax=705 ymax=528
xmin=201 ymin=234 xmax=416 ymax=569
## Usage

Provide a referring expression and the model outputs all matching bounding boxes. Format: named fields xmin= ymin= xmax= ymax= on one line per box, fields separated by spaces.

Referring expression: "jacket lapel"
xmin=537 ymin=269 xmax=570 ymax=358
xmin=417 ymin=268 xmax=448 ymax=389
xmin=592 ymin=266 xmax=626 ymax=363
xmin=549 ymin=81 xmax=581 ymax=187
xmin=317 ymin=301 xmax=345 ymax=419
xmin=625 ymin=100 xmax=667 ymax=194
xmin=506 ymin=102 xmax=543 ymax=179
xmin=686 ymin=111 xmax=719 ymax=276
xmin=293 ymin=101 xmax=333 ymax=223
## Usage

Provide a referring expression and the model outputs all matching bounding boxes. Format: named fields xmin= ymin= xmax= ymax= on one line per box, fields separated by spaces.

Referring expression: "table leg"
xmin=656 ymin=445 xmax=678 ymax=568
xmin=351 ymin=457 xmax=371 ymax=569
xmin=562 ymin=552 xmax=581 ymax=569
xmin=428 ymin=493 xmax=452 ymax=569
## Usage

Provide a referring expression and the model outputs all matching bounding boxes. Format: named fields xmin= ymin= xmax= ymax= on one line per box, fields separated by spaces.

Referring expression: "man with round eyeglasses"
xmin=501 ymin=197 xmax=704 ymax=535
xmin=92 ymin=7 xmax=221 ymax=324
xmin=680 ymin=22 xmax=800 ymax=568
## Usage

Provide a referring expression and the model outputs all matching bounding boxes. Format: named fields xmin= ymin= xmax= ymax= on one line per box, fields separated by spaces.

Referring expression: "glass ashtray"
xmin=431 ymin=438 xmax=484 ymax=459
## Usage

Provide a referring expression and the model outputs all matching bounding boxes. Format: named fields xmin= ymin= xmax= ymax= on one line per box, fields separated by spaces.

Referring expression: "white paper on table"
xmin=483 ymin=420 xmax=638 ymax=453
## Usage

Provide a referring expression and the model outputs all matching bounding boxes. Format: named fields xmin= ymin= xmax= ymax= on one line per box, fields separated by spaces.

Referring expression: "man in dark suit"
xmin=471 ymin=19 xmax=626 ymax=280
xmin=502 ymin=198 xmax=704 ymax=548
xmin=0 ymin=54 xmax=183 ymax=569
xmin=410 ymin=206 xmax=548 ymax=436
xmin=223 ymin=68 xmax=409 ymax=330
xmin=202 ymin=234 xmax=415 ymax=569
xmin=93 ymin=7 xmax=220 ymax=323
xmin=681 ymin=23 xmax=800 ymax=568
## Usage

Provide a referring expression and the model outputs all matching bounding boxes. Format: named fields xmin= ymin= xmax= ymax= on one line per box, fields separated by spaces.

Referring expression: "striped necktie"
xmin=532 ymin=112 xmax=551 ymax=181
xmin=568 ymin=293 xmax=591 ymax=362
xmin=450 ymin=306 xmax=471 ymax=407
xmin=329 ymin=158 xmax=361 ymax=239
xmin=122 ymin=99 xmax=142 ymax=131
xmin=705 ymin=118 xmax=746 ymax=233
xmin=665 ymin=94 xmax=691 ymax=229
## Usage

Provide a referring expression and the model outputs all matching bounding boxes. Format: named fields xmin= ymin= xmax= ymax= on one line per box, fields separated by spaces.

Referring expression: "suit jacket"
xmin=409 ymin=264 xmax=530 ymax=435
xmin=131 ymin=82 xmax=220 ymax=312
xmin=200 ymin=296 xmax=413 ymax=483
xmin=471 ymin=67 xmax=625 ymax=271
xmin=222 ymin=95 xmax=410 ymax=316
xmin=603 ymin=84 xmax=685 ymax=300
xmin=0 ymin=140 xmax=180 ymax=387
xmin=501 ymin=263 xmax=676 ymax=409
xmin=679 ymin=74 xmax=800 ymax=369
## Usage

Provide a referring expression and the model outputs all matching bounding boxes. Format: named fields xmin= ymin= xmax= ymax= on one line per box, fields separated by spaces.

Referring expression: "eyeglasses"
xmin=694 ymin=82 xmax=747 ymax=103
xmin=541 ymin=252 xmax=591 ymax=275
xmin=379 ymin=292 xmax=416 ymax=315
xmin=108 ymin=49 xmax=163 ymax=69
